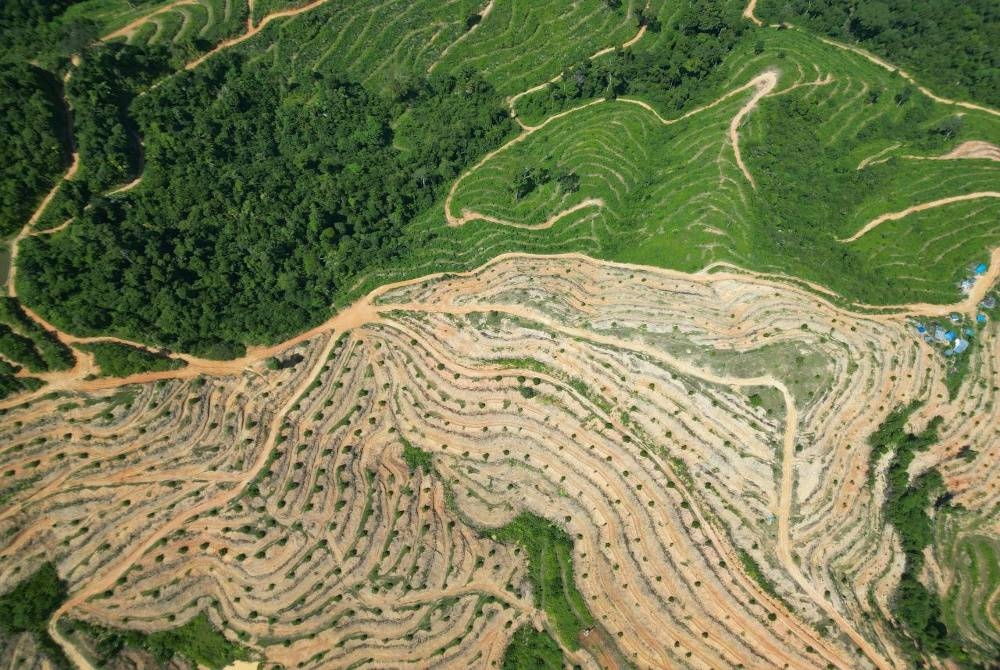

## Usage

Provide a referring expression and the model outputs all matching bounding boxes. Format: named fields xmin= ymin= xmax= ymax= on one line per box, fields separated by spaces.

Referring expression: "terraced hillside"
xmin=1 ymin=255 xmax=999 ymax=668
xmin=2 ymin=0 xmax=1000 ymax=668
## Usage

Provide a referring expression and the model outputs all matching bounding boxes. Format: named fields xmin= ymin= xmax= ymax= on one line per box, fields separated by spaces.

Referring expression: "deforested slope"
xmin=2 ymin=255 xmax=998 ymax=668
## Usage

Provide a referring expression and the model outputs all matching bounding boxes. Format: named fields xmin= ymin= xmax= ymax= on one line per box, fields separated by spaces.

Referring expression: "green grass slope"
xmin=442 ymin=25 xmax=1000 ymax=305
xmin=8 ymin=0 xmax=1000 ymax=347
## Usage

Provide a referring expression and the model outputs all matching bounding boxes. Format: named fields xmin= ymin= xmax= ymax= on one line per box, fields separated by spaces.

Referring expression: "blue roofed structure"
xmin=975 ymin=262 xmax=988 ymax=275
xmin=978 ymin=313 xmax=988 ymax=324
xmin=945 ymin=330 xmax=957 ymax=342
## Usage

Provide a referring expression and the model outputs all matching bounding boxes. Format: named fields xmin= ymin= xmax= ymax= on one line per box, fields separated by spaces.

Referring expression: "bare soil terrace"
xmin=1 ymin=253 xmax=997 ymax=669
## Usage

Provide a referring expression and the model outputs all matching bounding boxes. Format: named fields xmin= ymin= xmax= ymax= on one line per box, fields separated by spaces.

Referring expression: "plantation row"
xmin=4 ymin=256 xmax=997 ymax=667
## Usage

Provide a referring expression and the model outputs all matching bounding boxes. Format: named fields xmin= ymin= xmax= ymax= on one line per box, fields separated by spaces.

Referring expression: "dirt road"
xmin=838 ymin=191 xmax=1000 ymax=242
xmin=102 ymin=0 xmax=199 ymax=41
xmin=185 ymin=0 xmax=332 ymax=70
xmin=815 ymin=35 xmax=1000 ymax=118
xmin=5 ymin=153 xmax=80 ymax=293
xmin=377 ymin=272 xmax=894 ymax=669
xmin=29 ymin=250 xmax=998 ymax=669
xmin=729 ymin=70 xmax=778 ymax=187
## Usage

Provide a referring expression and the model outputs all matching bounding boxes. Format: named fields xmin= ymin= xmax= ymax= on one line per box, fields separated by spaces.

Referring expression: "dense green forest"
xmin=0 ymin=63 xmax=71 ymax=236
xmin=758 ymin=0 xmax=1000 ymax=108
xmin=0 ymin=562 xmax=70 ymax=668
xmin=66 ymin=44 xmax=169 ymax=192
xmin=0 ymin=0 xmax=96 ymax=64
xmin=0 ymin=368 xmax=43 ymax=400
xmin=11 ymin=0 xmax=1000 ymax=358
xmin=19 ymin=45 xmax=514 ymax=357
xmin=0 ymin=298 xmax=75 ymax=372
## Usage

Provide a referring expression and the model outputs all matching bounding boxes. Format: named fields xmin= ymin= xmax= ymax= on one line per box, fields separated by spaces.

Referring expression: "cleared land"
xmin=1 ymin=1 xmax=999 ymax=669
xmin=1 ymin=254 xmax=998 ymax=668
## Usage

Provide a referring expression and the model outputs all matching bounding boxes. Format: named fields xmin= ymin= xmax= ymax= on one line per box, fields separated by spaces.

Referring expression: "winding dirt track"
xmin=426 ymin=0 xmax=495 ymax=73
xmin=5 ymin=6 xmax=1000 ymax=666
xmin=102 ymin=0 xmax=199 ymax=41
xmin=451 ymin=197 xmax=605 ymax=230
xmin=448 ymin=71 xmax=779 ymax=228
xmin=838 ymin=192 xmax=1000 ymax=243
xmin=184 ymin=0 xmax=332 ymax=70
xmin=47 ymin=327 xmax=345 ymax=670
xmin=444 ymin=99 xmax=606 ymax=227
xmin=728 ymin=70 xmax=778 ymax=187
xmin=5 ymin=153 xmax=80 ymax=293
xmin=904 ymin=140 xmax=1000 ymax=163
xmin=5 ymin=240 xmax=995 ymax=409
xmin=387 ymin=294 xmax=891 ymax=670
xmin=104 ymin=176 xmax=142 ymax=195
xmin=813 ymin=36 xmax=1000 ymax=118
xmin=5 ymin=249 xmax=995 ymax=669
xmin=856 ymin=143 xmax=901 ymax=170
xmin=743 ymin=0 xmax=762 ymax=26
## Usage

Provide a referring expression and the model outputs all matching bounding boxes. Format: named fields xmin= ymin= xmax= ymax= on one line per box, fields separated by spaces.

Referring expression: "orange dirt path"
xmin=5 ymin=153 xmax=80 ymax=293
xmin=102 ymin=0 xmax=199 ymax=41
xmin=5 ymin=246 xmax=997 ymax=412
xmin=185 ymin=0 xmax=332 ymax=70
xmin=729 ymin=70 xmax=778 ymax=187
xmin=814 ymin=35 xmax=1000 ymax=118
xmin=838 ymin=192 xmax=1000 ymax=243
xmin=904 ymin=140 xmax=1000 ymax=163
xmin=12 ymin=250 xmax=997 ymax=668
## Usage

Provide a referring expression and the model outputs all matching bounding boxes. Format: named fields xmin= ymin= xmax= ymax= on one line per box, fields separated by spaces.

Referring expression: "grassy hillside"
xmin=7 ymin=0 xmax=1000 ymax=349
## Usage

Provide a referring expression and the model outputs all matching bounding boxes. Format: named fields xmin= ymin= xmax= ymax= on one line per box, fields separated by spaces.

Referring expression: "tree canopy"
xmin=19 ymin=46 xmax=514 ymax=357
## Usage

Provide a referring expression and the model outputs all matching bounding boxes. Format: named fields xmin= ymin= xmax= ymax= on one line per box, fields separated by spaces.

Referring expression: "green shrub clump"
xmin=77 ymin=341 xmax=185 ymax=378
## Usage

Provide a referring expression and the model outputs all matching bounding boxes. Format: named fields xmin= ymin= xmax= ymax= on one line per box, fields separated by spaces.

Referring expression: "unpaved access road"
xmin=838 ymin=191 xmax=1000 ymax=242
xmin=5 ymin=153 xmax=80 ymax=293
xmin=185 ymin=0 xmax=332 ymax=70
